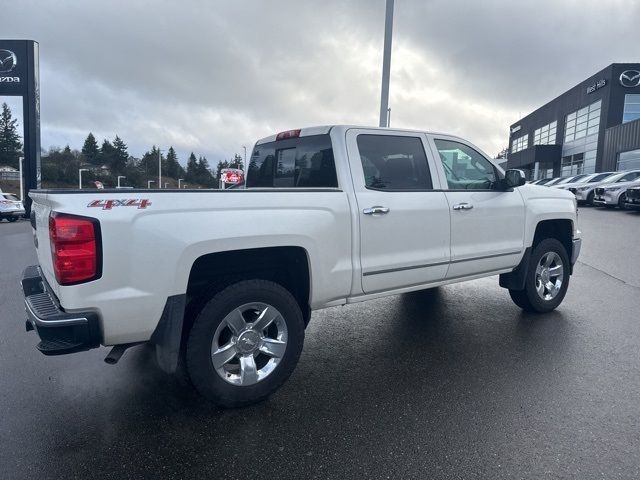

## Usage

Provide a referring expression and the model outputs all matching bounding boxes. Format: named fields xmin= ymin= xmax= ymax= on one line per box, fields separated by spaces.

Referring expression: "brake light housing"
xmin=276 ymin=129 xmax=301 ymax=141
xmin=49 ymin=212 xmax=102 ymax=285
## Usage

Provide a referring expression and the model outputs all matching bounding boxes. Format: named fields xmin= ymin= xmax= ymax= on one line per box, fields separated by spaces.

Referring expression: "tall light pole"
xmin=379 ymin=0 xmax=395 ymax=128
xmin=242 ymin=145 xmax=247 ymax=167
xmin=147 ymin=180 xmax=155 ymax=189
xmin=117 ymin=175 xmax=126 ymax=188
xmin=18 ymin=156 xmax=24 ymax=201
xmin=158 ymin=148 xmax=162 ymax=188
xmin=79 ymin=168 xmax=89 ymax=189
xmin=178 ymin=178 xmax=184 ymax=189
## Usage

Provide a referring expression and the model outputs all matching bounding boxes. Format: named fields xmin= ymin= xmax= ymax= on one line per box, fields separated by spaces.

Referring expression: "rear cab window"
xmin=356 ymin=135 xmax=433 ymax=190
xmin=247 ymin=134 xmax=338 ymax=188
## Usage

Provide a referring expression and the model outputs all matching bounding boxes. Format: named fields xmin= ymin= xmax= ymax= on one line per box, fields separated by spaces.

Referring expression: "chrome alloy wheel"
xmin=211 ymin=302 xmax=288 ymax=386
xmin=535 ymin=252 xmax=564 ymax=301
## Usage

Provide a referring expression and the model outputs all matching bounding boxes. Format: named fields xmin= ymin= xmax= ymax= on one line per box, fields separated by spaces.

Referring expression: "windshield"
xmin=2 ymin=194 xmax=20 ymax=201
xmin=535 ymin=178 xmax=554 ymax=185
xmin=588 ymin=173 xmax=614 ymax=183
xmin=558 ymin=175 xmax=587 ymax=185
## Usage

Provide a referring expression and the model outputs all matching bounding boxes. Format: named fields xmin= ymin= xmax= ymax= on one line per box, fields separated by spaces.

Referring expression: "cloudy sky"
xmin=3 ymin=0 xmax=639 ymax=164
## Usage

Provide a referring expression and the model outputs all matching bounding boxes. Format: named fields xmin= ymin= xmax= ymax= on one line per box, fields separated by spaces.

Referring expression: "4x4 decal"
xmin=87 ymin=199 xmax=152 ymax=210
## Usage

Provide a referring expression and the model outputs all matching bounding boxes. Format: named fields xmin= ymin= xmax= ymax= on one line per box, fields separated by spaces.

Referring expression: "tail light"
xmin=49 ymin=212 xmax=102 ymax=285
xmin=276 ymin=129 xmax=301 ymax=141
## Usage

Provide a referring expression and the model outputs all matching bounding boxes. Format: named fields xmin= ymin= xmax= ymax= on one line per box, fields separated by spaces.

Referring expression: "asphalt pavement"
xmin=1 ymin=207 xmax=639 ymax=479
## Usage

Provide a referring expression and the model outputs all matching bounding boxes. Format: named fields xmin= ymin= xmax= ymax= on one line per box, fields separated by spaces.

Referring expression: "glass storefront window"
xmin=623 ymin=94 xmax=640 ymax=124
xmin=565 ymin=100 xmax=601 ymax=142
xmin=533 ymin=121 xmax=557 ymax=145
xmin=617 ymin=149 xmax=640 ymax=170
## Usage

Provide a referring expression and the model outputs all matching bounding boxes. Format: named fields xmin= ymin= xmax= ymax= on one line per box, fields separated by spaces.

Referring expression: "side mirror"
xmin=504 ymin=169 xmax=526 ymax=188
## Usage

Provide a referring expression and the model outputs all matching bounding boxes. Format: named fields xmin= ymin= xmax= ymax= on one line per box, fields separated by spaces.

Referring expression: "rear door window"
xmin=247 ymin=134 xmax=338 ymax=188
xmin=356 ymin=135 xmax=433 ymax=190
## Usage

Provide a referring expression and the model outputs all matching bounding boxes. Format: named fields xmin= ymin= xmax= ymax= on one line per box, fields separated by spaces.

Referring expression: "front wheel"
xmin=186 ymin=279 xmax=305 ymax=407
xmin=508 ymin=238 xmax=570 ymax=313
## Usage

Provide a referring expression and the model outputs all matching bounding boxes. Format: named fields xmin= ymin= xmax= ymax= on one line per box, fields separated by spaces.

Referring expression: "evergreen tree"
xmin=81 ymin=132 xmax=100 ymax=165
xmin=99 ymin=139 xmax=116 ymax=170
xmin=197 ymin=156 xmax=213 ymax=186
xmin=185 ymin=152 xmax=198 ymax=183
xmin=216 ymin=160 xmax=230 ymax=180
xmin=111 ymin=136 xmax=128 ymax=174
xmin=229 ymin=153 xmax=244 ymax=170
xmin=140 ymin=145 xmax=160 ymax=179
xmin=0 ymin=102 xmax=23 ymax=169
xmin=165 ymin=146 xmax=184 ymax=179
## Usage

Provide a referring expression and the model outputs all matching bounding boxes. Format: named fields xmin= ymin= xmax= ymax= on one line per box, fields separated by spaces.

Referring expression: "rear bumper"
xmin=22 ymin=265 xmax=102 ymax=355
xmin=1 ymin=209 xmax=25 ymax=218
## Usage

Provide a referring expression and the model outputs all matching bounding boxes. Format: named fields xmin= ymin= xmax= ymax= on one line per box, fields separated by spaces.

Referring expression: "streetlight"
xmin=18 ymin=156 xmax=24 ymax=201
xmin=158 ymin=148 xmax=163 ymax=188
xmin=379 ymin=0 xmax=394 ymax=127
xmin=117 ymin=175 xmax=126 ymax=188
xmin=79 ymin=168 xmax=90 ymax=189
xmin=178 ymin=178 xmax=184 ymax=189
xmin=242 ymin=145 xmax=247 ymax=167
xmin=147 ymin=180 xmax=155 ymax=189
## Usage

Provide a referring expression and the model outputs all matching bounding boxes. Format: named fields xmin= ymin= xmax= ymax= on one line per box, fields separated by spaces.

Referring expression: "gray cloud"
xmin=3 ymin=0 xmax=638 ymax=163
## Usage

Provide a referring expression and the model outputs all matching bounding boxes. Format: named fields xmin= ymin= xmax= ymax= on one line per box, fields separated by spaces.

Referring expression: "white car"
xmin=575 ymin=170 xmax=640 ymax=205
xmin=554 ymin=172 xmax=616 ymax=194
xmin=21 ymin=125 xmax=582 ymax=406
xmin=0 ymin=193 xmax=25 ymax=222
xmin=593 ymin=177 xmax=640 ymax=208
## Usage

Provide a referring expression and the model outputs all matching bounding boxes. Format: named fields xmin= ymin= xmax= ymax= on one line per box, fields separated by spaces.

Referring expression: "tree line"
xmin=0 ymin=102 xmax=244 ymax=189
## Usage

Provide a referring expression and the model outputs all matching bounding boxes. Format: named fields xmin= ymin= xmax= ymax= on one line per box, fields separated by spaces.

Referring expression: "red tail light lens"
xmin=276 ymin=129 xmax=301 ymax=141
xmin=49 ymin=212 xmax=101 ymax=285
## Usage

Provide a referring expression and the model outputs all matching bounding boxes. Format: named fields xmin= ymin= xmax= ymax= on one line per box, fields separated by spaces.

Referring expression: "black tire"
xmin=186 ymin=279 xmax=304 ymax=407
xmin=7 ymin=217 xmax=17 ymax=223
xmin=508 ymin=238 xmax=570 ymax=313
xmin=618 ymin=193 xmax=627 ymax=210
xmin=586 ymin=191 xmax=594 ymax=206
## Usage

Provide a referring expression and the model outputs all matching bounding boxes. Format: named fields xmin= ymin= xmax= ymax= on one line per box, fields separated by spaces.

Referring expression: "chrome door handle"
xmin=452 ymin=203 xmax=474 ymax=211
xmin=363 ymin=206 xmax=390 ymax=215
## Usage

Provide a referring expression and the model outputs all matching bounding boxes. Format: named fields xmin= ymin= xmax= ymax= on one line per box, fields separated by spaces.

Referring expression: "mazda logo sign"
xmin=0 ymin=49 xmax=17 ymax=73
xmin=619 ymin=70 xmax=640 ymax=88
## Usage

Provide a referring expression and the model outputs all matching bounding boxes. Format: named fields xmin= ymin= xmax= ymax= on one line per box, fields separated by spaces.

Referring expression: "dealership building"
xmin=507 ymin=63 xmax=640 ymax=179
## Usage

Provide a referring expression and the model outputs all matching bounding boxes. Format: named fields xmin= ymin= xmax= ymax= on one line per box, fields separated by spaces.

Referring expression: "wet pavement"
xmin=1 ymin=207 xmax=639 ymax=479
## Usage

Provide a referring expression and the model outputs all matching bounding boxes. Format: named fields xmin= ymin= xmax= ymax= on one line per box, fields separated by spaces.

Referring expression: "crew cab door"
xmin=426 ymin=136 xmax=525 ymax=279
xmin=346 ymin=129 xmax=450 ymax=294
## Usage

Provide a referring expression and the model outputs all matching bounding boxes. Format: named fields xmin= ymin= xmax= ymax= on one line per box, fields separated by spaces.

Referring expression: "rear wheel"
xmin=508 ymin=238 xmax=570 ymax=313
xmin=186 ymin=279 xmax=304 ymax=407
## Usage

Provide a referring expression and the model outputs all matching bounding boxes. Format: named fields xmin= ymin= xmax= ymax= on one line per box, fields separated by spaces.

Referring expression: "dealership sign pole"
xmin=0 ymin=40 xmax=40 ymax=214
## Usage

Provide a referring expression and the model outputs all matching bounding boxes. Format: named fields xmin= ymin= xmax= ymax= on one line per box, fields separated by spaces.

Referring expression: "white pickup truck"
xmin=22 ymin=125 xmax=582 ymax=407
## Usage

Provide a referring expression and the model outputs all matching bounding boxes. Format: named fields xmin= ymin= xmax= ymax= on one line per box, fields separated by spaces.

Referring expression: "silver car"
xmin=593 ymin=176 xmax=640 ymax=209
xmin=575 ymin=170 xmax=640 ymax=205
xmin=554 ymin=172 xmax=616 ymax=194
xmin=0 ymin=193 xmax=25 ymax=222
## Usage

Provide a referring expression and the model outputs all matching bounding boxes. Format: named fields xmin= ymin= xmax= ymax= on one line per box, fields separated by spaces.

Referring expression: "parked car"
xmin=552 ymin=174 xmax=589 ymax=188
xmin=624 ymin=185 xmax=640 ymax=210
xmin=594 ymin=176 xmax=640 ymax=208
xmin=575 ymin=170 xmax=640 ymax=205
xmin=21 ymin=125 xmax=582 ymax=407
xmin=556 ymin=172 xmax=616 ymax=194
xmin=530 ymin=178 xmax=554 ymax=185
xmin=0 ymin=193 xmax=25 ymax=222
